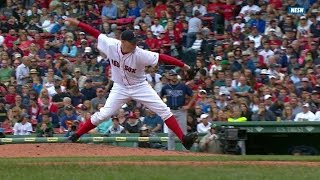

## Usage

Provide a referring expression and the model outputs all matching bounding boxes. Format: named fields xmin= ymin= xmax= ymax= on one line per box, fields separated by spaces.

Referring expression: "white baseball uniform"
xmin=90 ymin=34 xmax=172 ymax=125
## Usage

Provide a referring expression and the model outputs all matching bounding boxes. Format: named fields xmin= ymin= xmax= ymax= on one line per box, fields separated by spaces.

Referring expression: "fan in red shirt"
xmin=75 ymin=32 xmax=90 ymax=47
xmin=269 ymin=0 xmax=282 ymax=10
xmin=222 ymin=1 xmax=236 ymax=21
xmin=17 ymin=33 xmax=33 ymax=56
xmin=145 ymin=31 xmax=160 ymax=52
xmin=4 ymin=85 xmax=16 ymax=105
xmin=36 ymin=0 xmax=51 ymax=9
xmin=154 ymin=1 xmax=167 ymax=18
xmin=165 ymin=21 xmax=182 ymax=44
xmin=3 ymin=29 xmax=18 ymax=50
xmin=32 ymin=33 xmax=45 ymax=49
xmin=157 ymin=31 xmax=171 ymax=54
xmin=207 ymin=0 xmax=224 ymax=14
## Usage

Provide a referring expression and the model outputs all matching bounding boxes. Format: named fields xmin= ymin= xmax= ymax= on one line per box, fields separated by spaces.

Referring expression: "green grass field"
xmin=1 ymin=156 xmax=320 ymax=180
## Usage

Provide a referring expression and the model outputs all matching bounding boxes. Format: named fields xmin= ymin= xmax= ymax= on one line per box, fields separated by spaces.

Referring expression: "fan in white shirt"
xmin=264 ymin=20 xmax=283 ymax=37
xmin=294 ymin=103 xmax=316 ymax=121
xmin=248 ymin=27 xmax=262 ymax=48
xmin=258 ymin=42 xmax=274 ymax=65
xmin=232 ymin=16 xmax=246 ymax=32
xmin=13 ymin=114 xmax=33 ymax=135
xmin=192 ymin=0 xmax=207 ymax=16
xmin=150 ymin=18 xmax=164 ymax=36
xmin=197 ymin=114 xmax=212 ymax=133
xmin=146 ymin=67 xmax=162 ymax=88
xmin=239 ymin=0 xmax=261 ymax=22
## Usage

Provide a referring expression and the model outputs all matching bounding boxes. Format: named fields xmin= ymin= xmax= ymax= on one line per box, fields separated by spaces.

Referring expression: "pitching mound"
xmin=0 ymin=143 xmax=212 ymax=158
xmin=1 ymin=143 xmax=320 ymax=167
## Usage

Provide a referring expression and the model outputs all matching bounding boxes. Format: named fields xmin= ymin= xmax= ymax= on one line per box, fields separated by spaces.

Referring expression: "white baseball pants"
xmin=90 ymin=82 xmax=172 ymax=125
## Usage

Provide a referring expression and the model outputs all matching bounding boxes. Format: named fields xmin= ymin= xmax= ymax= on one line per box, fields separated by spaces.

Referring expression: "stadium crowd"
xmin=0 ymin=0 xmax=320 ymax=138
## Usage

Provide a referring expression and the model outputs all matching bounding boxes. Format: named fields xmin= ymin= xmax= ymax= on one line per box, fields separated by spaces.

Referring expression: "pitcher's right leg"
xmin=69 ymin=84 xmax=129 ymax=142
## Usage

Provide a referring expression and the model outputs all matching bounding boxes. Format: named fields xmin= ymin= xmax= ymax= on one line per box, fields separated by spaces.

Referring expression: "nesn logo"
xmin=288 ymin=7 xmax=305 ymax=14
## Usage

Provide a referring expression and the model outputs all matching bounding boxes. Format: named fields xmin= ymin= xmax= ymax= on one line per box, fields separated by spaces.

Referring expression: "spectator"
xmin=150 ymin=17 xmax=164 ymax=37
xmin=252 ymin=102 xmax=277 ymax=121
xmin=124 ymin=112 xmax=142 ymax=133
xmin=101 ymin=0 xmax=117 ymax=20
xmin=128 ymin=0 xmax=140 ymax=18
xmin=227 ymin=106 xmax=247 ymax=122
xmin=0 ymin=60 xmax=12 ymax=85
xmin=197 ymin=113 xmax=211 ymax=133
xmin=13 ymin=113 xmax=33 ymax=135
xmin=199 ymin=125 xmax=222 ymax=153
xmin=15 ymin=56 xmax=30 ymax=86
xmin=0 ymin=98 xmax=7 ymax=123
xmin=186 ymin=10 xmax=202 ymax=48
xmin=192 ymin=0 xmax=207 ymax=16
xmin=59 ymin=105 xmax=77 ymax=133
xmin=240 ymin=103 xmax=253 ymax=121
xmin=91 ymin=88 xmax=107 ymax=112
xmin=239 ymin=0 xmax=261 ymax=22
xmin=36 ymin=113 xmax=53 ymax=137
xmin=294 ymin=103 xmax=316 ymax=121
xmin=143 ymin=109 xmax=163 ymax=133
xmin=134 ymin=9 xmax=152 ymax=27
xmin=106 ymin=116 xmax=125 ymax=134
xmin=61 ymin=38 xmax=78 ymax=58
xmin=281 ymin=105 xmax=295 ymax=121
xmin=80 ymin=79 xmax=96 ymax=100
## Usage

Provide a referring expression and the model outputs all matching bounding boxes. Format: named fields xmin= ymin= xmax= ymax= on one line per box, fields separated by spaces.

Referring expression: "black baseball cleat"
xmin=68 ymin=133 xmax=80 ymax=143
xmin=182 ymin=132 xmax=198 ymax=150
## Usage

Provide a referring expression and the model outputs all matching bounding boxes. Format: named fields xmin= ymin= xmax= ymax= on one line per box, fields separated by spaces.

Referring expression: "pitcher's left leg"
xmin=131 ymin=84 xmax=184 ymax=141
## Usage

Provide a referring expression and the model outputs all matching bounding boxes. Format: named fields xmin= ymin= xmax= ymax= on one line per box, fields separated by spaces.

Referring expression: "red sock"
xmin=165 ymin=115 xmax=184 ymax=142
xmin=76 ymin=119 xmax=96 ymax=137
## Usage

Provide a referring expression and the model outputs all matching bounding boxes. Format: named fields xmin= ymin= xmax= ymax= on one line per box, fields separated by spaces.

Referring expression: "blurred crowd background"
xmin=0 ymin=0 xmax=320 ymax=138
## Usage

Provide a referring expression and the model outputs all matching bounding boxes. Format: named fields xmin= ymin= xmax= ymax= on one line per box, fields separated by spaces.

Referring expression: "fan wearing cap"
xmin=123 ymin=112 xmax=142 ymax=133
xmin=297 ymin=16 xmax=310 ymax=39
xmin=64 ymin=18 xmax=197 ymax=150
xmin=196 ymin=89 xmax=212 ymax=113
xmin=59 ymin=105 xmax=78 ymax=133
xmin=232 ymin=16 xmax=245 ymax=32
xmin=91 ymin=88 xmax=107 ymax=112
xmin=197 ymin=114 xmax=212 ymax=133
xmin=298 ymin=78 xmax=313 ymax=95
xmin=294 ymin=103 xmax=316 ymax=122
xmin=160 ymin=69 xmax=194 ymax=150
xmin=198 ymin=124 xmax=222 ymax=153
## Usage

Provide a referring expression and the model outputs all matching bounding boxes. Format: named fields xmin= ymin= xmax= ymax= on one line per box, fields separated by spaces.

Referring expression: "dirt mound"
xmin=0 ymin=143 xmax=212 ymax=158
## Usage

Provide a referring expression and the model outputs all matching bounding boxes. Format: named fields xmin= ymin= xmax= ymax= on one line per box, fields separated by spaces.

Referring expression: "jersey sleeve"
xmin=185 ymin=85 xmax=193 ymax=97
xmin=138 ymin=48 xmax=159 ymax=67
xmin=97 ymin=34 xmax=120 ymax=56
